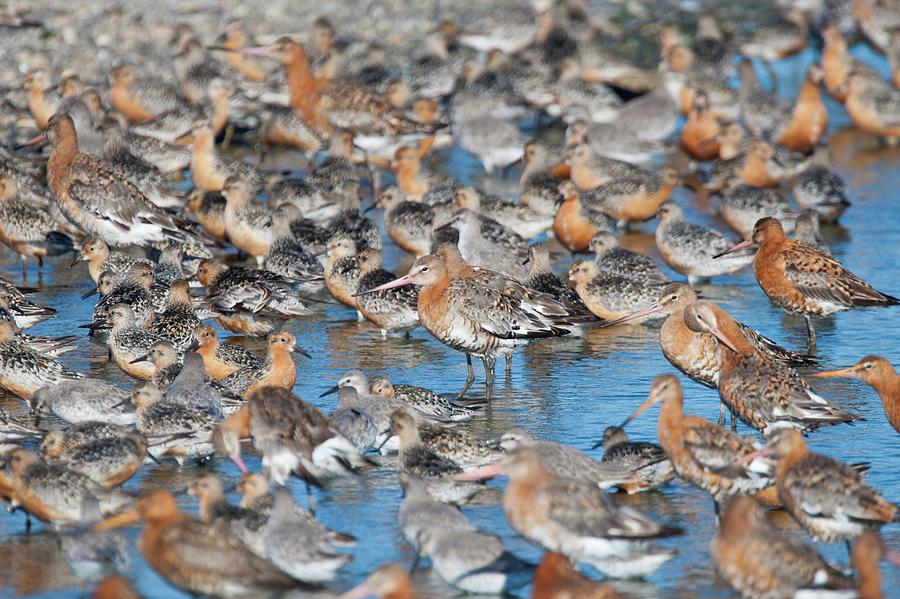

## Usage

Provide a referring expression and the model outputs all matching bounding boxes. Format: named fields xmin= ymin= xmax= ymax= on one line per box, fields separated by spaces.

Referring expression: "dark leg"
xmin=731 ymin=412 xmax=737 ymax=432
xmin=845 ymin=540 xmax=853 ymax=561
xmin=20 ymin=257 xmax=26 ymax=282
xmin=37 ymin=256 xmax=43 ymax=275
xmin=457 ymin=354 xmax=475 ymax=400
xmin=409 ymin=552 xmax=422 ymax=574
xmin=483 ymin=356 xmax=496 ymax=400
xmin=305 ymin=480 xmax=317 ymax=515
xmin=764 ymin=61 xmax=777 ymax=93
xmin=505 ymin=354 xmax=512 ymax=378
xmin=713 ymin=498 xmax=721 ymax=526
xmin=25 ymin=512 xmax=31 ymax=533
xmin=805 ymin=315 xmax=816 ymax=352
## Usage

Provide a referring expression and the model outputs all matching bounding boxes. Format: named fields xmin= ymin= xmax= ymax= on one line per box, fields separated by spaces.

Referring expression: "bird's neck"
xmin=776 ymin=444 xmax=808 ymax=482
xmin=284 ymin=55 xmax=322 ymax=127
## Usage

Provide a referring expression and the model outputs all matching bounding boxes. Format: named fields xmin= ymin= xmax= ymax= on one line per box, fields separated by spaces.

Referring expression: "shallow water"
xmin=3 ymin=44 xmax=900 ymax=599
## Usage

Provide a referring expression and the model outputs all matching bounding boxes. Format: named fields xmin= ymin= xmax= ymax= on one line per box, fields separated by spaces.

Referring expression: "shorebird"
xmin=265 ymin=208 xmax=324 ymax=284
xmin=656 ymin=202 xmax=753 ymax=286
xmin=447 ymin=209 xmax=530 ymax=281
xmin=356 ymin=252 xmax=572 ymax=399
xmin=715 ymin=217 xmax=899 ymax=348
xmin=220 ymin=177 xmax=276 ymax=266
xmin=719 ymin=182 xmax=796 ymax=240
xmin=72 ymin=238 xmax=153 ymax=284
xmin=103 ymin=305 xmax=162 ymax=381
xmin=457 ymin=447 xmax=680 ymax=578
xmin=62 ymin=497 xmax=129 ymax=583
xmin=398 ymin=475 xmax=531 ymax=594
xmin=86 ymin=265 xmax=156 ymax=331
xmin=793 ymin=164 xmax=851 ymax=224
xmin=775 ymin=65 xmax=829 ymax=153
xmin=263 ymin=488 xmax=352 ymax=582
xmin=592 ymin=426 xmax=674 ymax=494
xmin=146 ymin=280 xmax=199 ymax=352
xmin=132 ymin=384 xmax=219 ymax=464
xmin=814 ymin=356 xmax=900 ymax=435
xmin=712 ymin=495 xmax=852 ymax=599
xmin=189 ymin=473 xmax=268 ymax=556
xmin=498 ymin=429 xmax=644 ymax=490
xmin=821 ymin=25 xmax=882 ymax=102
xmin=354 ymin=250 xmax=420 ymax=336
xmin=95 ymin=491 xmax=307 ymax=597
xmin=107 ymin=65 xmax=181 ymax=124
xmin=187 ymin=118 xmax=264 ymax=192
xmin=0 ymin=319 xmax=81 ymax=400
xmin=749 ymin=429 xmax=898 ymax=543
xmin=196 ymin=259 xmax=312 ymax=336
xmin=193 ymin=324 xmax=262 ymax=380
xmin=621 ymin=375 xmax=774 ymax=509
xmin=523 ymin=243 xmax=589 ymax=312
xmin=2 ymin=447 xmax=131 ymax=526
xmin=0 ymin=285 xmax=55 ymax=330
xmin=584 ymin=167 xmax=679 ymax=228
xmin=554 ymin=181 xmax=615 ymax=253
xmin=97 ymin=118 xmax=185 ymax=211
xmin=680 ymin=90 xmax=720 ymax=161
xmin=32 ymin=379 xmax=135 ymax=426
xmin=519 ymin=140 xmax=564 ymax=217
xmin=0 ymin=175 xmax=74 ymax=276
xmin=41 ymin=428 xmax=147 ymax=488
xmin=236 ymin=472 xmax=356 ymax=547
xmin=31 ymin=113 xmax=192 ymax=246
xmin=370 ymin=377 xmax=478 ymax=422
xmin=454 ymin=187 xmax=550 ymax=240
xmin=568 ymin=259 xmax=663 ymax=321
xmin=213 ymin=386 xmax=370 ymax=486
xmin=603 ymin=284 xmax=815 ymax=397
xmin=220 ymin=331 xmax=303 ymax=398
xmin=589 ymin=232 xmax=668 ymax=286
xmin=231 ymin=36 xmax=435 ymax=146
xmin=684 ymin=301 xmax=858 ymax=433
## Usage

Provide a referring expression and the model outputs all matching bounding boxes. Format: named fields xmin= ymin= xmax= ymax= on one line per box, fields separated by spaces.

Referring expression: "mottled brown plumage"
xmin=95 ymin=491 xmax=306 ymax=597
xmin=621 ymin=375 xmax=773 ymax=503
xmin=684 ymin=301 xmax=857 ymax=434
xmin=712 ymin=495 xmax=852 ymax=599
xmin=764 ymin=429 xmax=898 ymax=542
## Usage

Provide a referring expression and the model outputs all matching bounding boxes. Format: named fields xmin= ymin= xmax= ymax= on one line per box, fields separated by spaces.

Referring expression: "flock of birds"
xmin=1 ymin=0 xmax=900 ymax=597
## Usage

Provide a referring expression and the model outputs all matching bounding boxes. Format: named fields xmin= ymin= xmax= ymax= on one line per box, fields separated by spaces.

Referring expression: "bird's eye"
xmin=671 ymin=295 xmax=678 ymax=301
xmin=865 ymin=363 xmax=874 ymax=370
xmin=421 ymin=267 xmax=429 ymax=272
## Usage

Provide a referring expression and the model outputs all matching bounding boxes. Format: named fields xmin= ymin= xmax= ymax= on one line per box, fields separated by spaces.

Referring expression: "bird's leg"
xmin=409 ymin=552 xmax=422 ymax=574
xmin=457 ymin=354 xmax=475 ymax=400
xmin=764 ymin=61 xmax=777 ymax=93
xmin=731 ymin=412 xmax=737 ymax=432
xmin=305 ymin=480 xmax=317 ymax=515
xmin=24 ymin=512 xmax=31 ymax=533
xmin=505 ymin=354 xmax=512 ymax=378
xmin=713 ymin=499 xmax=721 ymax=527
xmin=845 ymin=540 xmax=853 ymax=561
xmin=805 ymin=316 xmax=816 ymax=352
xmin=20 ymin=256 xmax=26 ymax=282
xmin=718 ymin=403 xmax=726 ymax=427
xmin=483 ymin=356 xmax=496 ymax=400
